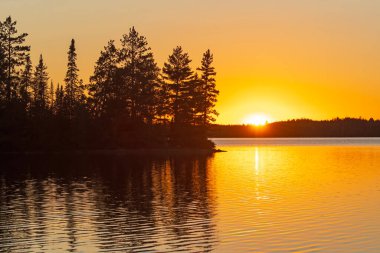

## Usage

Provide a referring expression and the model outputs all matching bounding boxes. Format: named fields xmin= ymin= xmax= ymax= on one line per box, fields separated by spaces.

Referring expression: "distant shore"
xmin=208 ymin=118 xmax=380 ymax=138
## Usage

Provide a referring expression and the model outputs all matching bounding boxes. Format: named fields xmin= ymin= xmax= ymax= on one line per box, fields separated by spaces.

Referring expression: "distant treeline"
xmin=209 ymin=118 xmax=380 ymax=138
xmin=0 ymin=17 xmax=219 ymax=152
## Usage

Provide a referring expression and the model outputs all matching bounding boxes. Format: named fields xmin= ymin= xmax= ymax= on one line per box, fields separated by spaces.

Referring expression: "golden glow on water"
xmin=211 ymin=143 xmax=380 ymax=252
xmin=254 ymin=147 xmax=260 ymax=176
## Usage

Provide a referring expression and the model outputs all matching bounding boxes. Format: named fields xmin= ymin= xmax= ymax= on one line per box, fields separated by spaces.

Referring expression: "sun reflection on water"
xmin=254 ymin=147 xmax=260 ymax=175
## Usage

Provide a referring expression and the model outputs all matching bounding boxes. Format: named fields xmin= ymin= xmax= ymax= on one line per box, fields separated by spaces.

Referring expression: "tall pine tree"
xmin=0 ymin=16 xmax=30 ymax=102
xmin=162 ymin=46 xmax=194 ymax=124
xmin=32 ymin=55 xmax=49 ymax=113
xmin=88 ymin=40 xmax=119 ymax=118
xmin=64 ymin=39 xmax=82 ymax=119
xmin=54 ymin=83 xmax=64 ymax=115
xmin=0 ymin=32 xmax=6 ymax=103
xmin=196 ymin=49 xmax=219 ymax=126
xmin=19 ymin=55 xmax=33 ymax=112
xmin=119 ymin=27 xmax=160 ymax=123
xmin=49 ymin=80 xmax=54 ymax=109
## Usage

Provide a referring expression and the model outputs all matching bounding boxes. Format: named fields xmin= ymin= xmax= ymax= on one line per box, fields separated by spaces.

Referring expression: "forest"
xmin=0 ymin=17 xmax=219 ymax=152
xmin=209 ymin=118 xmax=380 ymax=138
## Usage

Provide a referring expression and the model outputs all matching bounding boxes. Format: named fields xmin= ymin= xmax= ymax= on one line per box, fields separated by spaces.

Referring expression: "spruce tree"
xmin=0 ymin=35 xmax=6 ymax=103
xmin=19 ymin=55 xmax=33 ymax=111
xmin=49 ymin=80 xmax=54 ymax=109
xmin=119 ymin=27 xmax=160 ymax=123
xmin=32 ymin=55 xmax=49 ymax=112
xmin=64 ymin=39 xmax=82 ymax=119
xmin=196 ymin=49 xmax=219 ymax=125
xmin=162 ymin=46 xmax=194 ymax=124
xmin=0 ymin=16 xmax=30 ymax=102
xmin=54 ymin=83 xmax=64 ymax=115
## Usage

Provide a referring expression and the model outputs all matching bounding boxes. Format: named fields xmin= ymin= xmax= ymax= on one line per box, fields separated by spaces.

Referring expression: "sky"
xmin=1 ymin=0 xmax=380 ymax=124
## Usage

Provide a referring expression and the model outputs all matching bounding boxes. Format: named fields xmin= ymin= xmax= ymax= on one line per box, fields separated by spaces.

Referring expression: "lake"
xmin=1 ymin=138 xmax=380 ymax=252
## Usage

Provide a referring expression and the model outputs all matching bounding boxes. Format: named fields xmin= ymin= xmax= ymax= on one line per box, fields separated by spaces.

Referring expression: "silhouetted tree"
xmin=48 ymin=80 xmax=54 ymax=109
xmin=188 ymin=73 xmax=204 ymax=125
xmin=54 ymin=83 xmax=64 ymax=115
xmin=162 ymin=46 xmax=194 ymax=124
xmin=0 ymin=35 xmax=6 ymax=103
xmin=155 ymin=78 xmax=171 ymax=124
xmin=196 ymin=49 xmax=219 ymax=126
xmin=32 ymin=55 xmax=49 ymax=113
xmin=0 ymin=18 xmax=220 ymax=151
xmin=161 ymin=47 xmax=216 ymax=148
xmin=119 ymin=27 xmax=160 ymax=123
xmin=19 ymin=55 xmax=33 ymax=112
xmin=64 ymin=39 xmax=83 ymax=119
xmin=88 ymin=40 xmax=119 ymax=118
xmin=0 ymin=16 xmax=30 ymax=102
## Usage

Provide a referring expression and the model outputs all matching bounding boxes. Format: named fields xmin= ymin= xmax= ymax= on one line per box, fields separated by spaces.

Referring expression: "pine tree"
xmin=49 ymin=80 xmax=54 ymax=109
xmin=64 ymin=39 xmax=82 ymax=119
xmin=162 ymin=46 xmax=194 ymax=124
xmin=0 ymin=16 xmax=30 ymax=102
xmin=155 ymin=78 xmax=171 ymax=124
xmin=196 ymin=49 xmax=219 ymax=125
xmin=0 ymin=35 xmax=6 ymax=103
xmin=119 ymin=27 xmax=160 ymax=123
xmin=188 ymin=73 xmax=204 ymax=125
xmin=88 ymin=40 xmax=119 ymax=118
xmin=19 ymin=55 xmax=33 ymax=111
xmin=54 ymin=83 xmax=64 ymax=115
xmin=32 ymin=55 xmax=49 ymax=112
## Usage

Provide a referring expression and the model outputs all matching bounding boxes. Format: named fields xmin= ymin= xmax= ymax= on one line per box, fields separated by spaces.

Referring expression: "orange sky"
xmin=2 ymin=0 xmax=380 ymax=124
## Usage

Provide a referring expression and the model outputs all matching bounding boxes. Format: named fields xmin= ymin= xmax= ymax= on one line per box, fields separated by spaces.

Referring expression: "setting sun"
xmin=243 ymin=114 xmax=270 ymax=126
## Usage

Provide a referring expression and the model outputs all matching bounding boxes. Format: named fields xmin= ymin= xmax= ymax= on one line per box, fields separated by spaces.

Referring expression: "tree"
xmin=0 ymin=35 xmax=6 ymax=103
xmin=88 ymin=40 xmax=119 ymax=118
xmin=0 ymin=16 xmax=220 ymax=151
xmin=48 ymin=80 xmax=54 ymax=109
xmin=162 ymin=46 xmax=194 ymax=124
xmin=19 ymin=55 xmax=33 ymax=111
xmin=187 ymin=73 xmax=204 ymax=125
xmin=196 ymin=49 xmax=219 ymax=126
xmin=54 ymin=83 xmax=64 ymax=115
xmin=32 ymin=55 xmax=49 ymax=112
xmin=64 ymin=39 xmax=83 ymax=119
xmin=119 ymin=27 xmax=160 ymax=123
xmin=155 ymin=77 xmax=171 ymax=124
xmin=0 ymin=16 xmax=30 ymax=102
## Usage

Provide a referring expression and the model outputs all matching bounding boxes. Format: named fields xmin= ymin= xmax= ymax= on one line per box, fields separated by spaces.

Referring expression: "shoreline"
xmin=0 ymin=148 xmax=226 ymax=156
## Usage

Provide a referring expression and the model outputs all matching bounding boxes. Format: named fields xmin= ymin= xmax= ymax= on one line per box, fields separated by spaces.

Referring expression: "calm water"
xmin=1 ymin=138 xmax=380 ymax=252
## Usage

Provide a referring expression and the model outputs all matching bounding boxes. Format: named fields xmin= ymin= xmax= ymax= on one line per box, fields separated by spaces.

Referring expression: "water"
xmin=1 ymin=138 xmax=380 ymax=252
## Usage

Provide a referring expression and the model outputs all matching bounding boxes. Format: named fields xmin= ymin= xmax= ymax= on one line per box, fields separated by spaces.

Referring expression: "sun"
xmin=243 ymin=114 xmax=271 ymax=126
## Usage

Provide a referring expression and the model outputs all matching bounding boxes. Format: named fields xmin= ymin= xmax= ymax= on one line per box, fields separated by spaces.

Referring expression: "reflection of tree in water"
xmin=88 ymin=157 xmax=158 ymax=251
xmin=91 ymin=155 xmax=218 ymax=252
xmin=0 ymin=161 xmax=48 ymax=253
xmin=0 ymin=155 xmax=218 ymax=252
xmin=149 ymin=156 xmax=217 ymax=251
xmin=0 ymin=157 xmax=96 ymax=252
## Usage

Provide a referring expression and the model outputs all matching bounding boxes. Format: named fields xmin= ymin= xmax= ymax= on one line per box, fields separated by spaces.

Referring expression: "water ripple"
xmin=1 ymin=142 xmax=380 ymax=252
